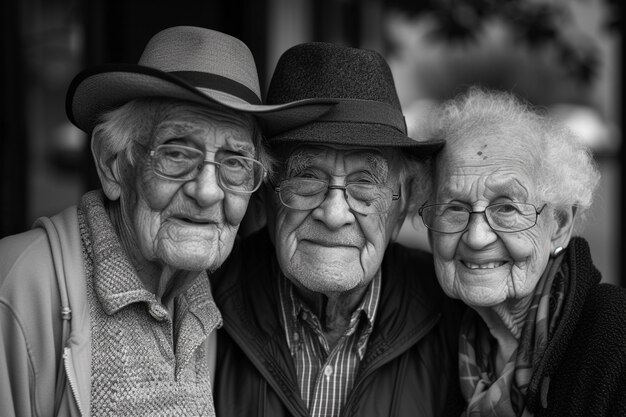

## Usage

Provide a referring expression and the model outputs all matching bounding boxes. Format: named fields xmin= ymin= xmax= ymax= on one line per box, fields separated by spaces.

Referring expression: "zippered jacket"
xmin=212 ymin=227 xmax=466 ymax=417
xmin=0 ymin=206 xmax=90 ymax=417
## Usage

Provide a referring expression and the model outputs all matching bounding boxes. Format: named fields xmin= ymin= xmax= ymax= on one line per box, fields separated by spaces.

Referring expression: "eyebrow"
xmin=286 ymin=149 xmax=315 ymax=176
xmin=485 ymin=176 xmax=531 ymax=200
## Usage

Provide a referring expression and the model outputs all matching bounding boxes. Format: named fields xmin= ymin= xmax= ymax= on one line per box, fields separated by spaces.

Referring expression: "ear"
xmin=390 ymin=182 xmax=410 ymax=241
xmin=550 ymin=205 xmax=577 ymax=253
xmin=92 ymin=139 xmax=122 ymax=201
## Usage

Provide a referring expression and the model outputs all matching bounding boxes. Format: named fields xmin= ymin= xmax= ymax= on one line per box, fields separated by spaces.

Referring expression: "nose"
xmin=182 ymin=162 xmax=224 ymax=207
xmin=311 ymin=187 xmax=355 ymax=230
xmin=462 ymin=211 xmax=498 ymax=248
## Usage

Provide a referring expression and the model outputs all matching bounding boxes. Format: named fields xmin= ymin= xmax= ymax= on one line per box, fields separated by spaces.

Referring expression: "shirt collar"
xmin=178 ymin=271 xmax=223 ymax=333
xmin=278 ymin=269 xmax=382 ymax=357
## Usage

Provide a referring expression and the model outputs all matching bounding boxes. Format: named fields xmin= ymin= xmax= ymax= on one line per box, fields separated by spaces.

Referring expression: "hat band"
xmin=312 ymin=99 xmax=407 ymax=133
xmin=170 ymin=71 xmax=262 ymax=105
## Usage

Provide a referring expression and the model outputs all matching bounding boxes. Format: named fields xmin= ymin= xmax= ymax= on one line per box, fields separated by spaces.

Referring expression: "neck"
xmin=155 ymin=266 xmax=200 ymax=307
xmin=473 ymin=295 xmax=533 ymax=375
xmin=295 ymin=284 xmax=370 ymax=350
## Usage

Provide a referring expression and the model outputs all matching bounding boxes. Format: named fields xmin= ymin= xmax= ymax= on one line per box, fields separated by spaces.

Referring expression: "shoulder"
xmin=383 ymin=242 xmax=466 ymax=310
xmin=542 ymin=283 xmax=626 ymax=415
xmin=382 ymin=243 xmax=440 ymax=293
xmin=382 ymin=242 xmax=465 ymax=312
xmin=0 ymin=228 xmax=53 ymax=290
xmin=579 ymin=283 xmax=626 ymax=337
xmin=384 ymin=241 xmax=435 ymax=265
xmin=0 ymin=224 xmax=64 ymax=313
xmin=587 ymin=282 xmax=626 ymax=305
xmin=383 ymin=243 xmax=436 ymax=281
xmin=558 ymin=283 xmax=626 ymax=373
xmin=212 ymin=227 xmax=277 ymax=299
xmin=0 ymin=224 xmax=63 ymax=329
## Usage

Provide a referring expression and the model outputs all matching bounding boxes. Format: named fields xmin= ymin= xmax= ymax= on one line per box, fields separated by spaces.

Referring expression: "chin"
xmin=160 ymin=244 xmax=224 ymax=272
xmin=295 ymin=270 xmax=363 ymax=294
xmin=165 ymin=255 xmax=219 ymax=272
xmin=457 ymin=289 xmax=506 ymax=308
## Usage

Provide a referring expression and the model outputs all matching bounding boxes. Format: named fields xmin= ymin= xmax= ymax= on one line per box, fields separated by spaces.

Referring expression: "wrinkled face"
xmin=119 ymin=105 xmax=255 ymax=272
xmin=271 ymin=144 xmax=405 ymax=295
xmin=429 ymin=135 xmax=558 ymax=307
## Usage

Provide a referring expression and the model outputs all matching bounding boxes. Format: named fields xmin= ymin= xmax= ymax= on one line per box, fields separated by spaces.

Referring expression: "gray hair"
xmin=91 ymin=97 xmax=272 ymax=170
xmin=420 ymin=87 xmax=600 ymax=227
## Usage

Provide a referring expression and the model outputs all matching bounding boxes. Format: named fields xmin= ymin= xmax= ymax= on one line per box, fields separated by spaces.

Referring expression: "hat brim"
xmin=268 ymin=121 xmax=445 ymax=156
xmin=66 ymin=64 xmax=338 ymax=134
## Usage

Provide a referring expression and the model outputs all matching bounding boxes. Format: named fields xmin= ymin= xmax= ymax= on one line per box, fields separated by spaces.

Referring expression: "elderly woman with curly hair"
xmin=415 ymin=87 xmax=626 ymax=417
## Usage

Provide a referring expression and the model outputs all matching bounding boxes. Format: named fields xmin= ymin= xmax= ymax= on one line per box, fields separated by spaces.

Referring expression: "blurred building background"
xmin=1 ymin=0 xmax=622 ymax=285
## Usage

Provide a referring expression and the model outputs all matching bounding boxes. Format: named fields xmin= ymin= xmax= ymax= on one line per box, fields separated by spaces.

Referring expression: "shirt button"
xmin=149 ymin=304 xmax=168 ymax=321
xmin=293 ymin=332 xmax=300 ymax=342
xmin=324 ymin=365 xmax=333 ymax=377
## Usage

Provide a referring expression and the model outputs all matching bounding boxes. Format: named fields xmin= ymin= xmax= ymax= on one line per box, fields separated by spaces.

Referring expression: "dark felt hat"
xmin=66 ymin=26 xmax=336 ymax=135
xmin=265 ymin=42 xmax=444 ymax=155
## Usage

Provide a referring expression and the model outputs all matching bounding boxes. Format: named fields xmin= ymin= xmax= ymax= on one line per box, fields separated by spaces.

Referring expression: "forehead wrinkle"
xmin=484 ymin=173 xmax=532 ymax=201
xmin=154 ymin=119 xmax=254 ymax=155
xmin=437 ymin=169 xmax=532 ymax=204
xmin=150 ymin=120 xmax=197 ymax=147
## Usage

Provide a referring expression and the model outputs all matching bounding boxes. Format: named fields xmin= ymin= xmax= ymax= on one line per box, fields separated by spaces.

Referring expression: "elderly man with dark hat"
xmin=212 ymin=42 xmax=465 ymax=417
xmin=0 ymin=27 xmax=334 ymax=417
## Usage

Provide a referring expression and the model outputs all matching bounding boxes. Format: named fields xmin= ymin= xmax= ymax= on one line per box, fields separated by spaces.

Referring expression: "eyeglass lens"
xmin=420 ymin=203 xmax=539 ymax=233
xmin=277 ymin=178 xmax=395 ymax=214
xmin=151 ymin=144 xmax=264 ymax=193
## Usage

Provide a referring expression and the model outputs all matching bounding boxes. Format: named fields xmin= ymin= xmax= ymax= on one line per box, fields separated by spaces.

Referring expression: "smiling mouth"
xmin=462 ymin=261 xmax=507 ymax=270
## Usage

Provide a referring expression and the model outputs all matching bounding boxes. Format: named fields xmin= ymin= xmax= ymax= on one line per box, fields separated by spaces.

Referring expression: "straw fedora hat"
xmin=265 ymin=42 xmax=444 ymax=155
xmin=66 ymin=26 xmax=337 ymax=134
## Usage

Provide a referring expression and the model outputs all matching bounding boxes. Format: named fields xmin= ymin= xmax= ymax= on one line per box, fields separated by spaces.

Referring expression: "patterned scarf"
xmin=459 ymin=257 xmax=568 ymax=417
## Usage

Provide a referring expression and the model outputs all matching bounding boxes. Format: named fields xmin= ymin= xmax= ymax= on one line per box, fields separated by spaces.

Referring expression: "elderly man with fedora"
xmin=0 ymin=27 xmax=333 ymax=417
xmin=212 ymin=42 xmax=465 ymax=417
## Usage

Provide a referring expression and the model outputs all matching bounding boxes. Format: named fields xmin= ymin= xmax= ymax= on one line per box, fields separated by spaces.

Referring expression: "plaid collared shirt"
xmin=278 ymin=271 xmax=381 ymax=417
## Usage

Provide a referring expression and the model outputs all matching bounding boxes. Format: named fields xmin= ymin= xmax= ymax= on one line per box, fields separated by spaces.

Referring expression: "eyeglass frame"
xmin=146 ymin=143 xmax=266 ymax=194
xmin=417 ymin=201 xmax=547 ymax=234
xmin=272 ymin=177 xmax=401 ymax=215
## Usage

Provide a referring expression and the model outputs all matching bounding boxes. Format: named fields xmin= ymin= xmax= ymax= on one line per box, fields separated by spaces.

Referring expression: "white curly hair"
xmin=413 ymin=87 xmax=601 ymax=229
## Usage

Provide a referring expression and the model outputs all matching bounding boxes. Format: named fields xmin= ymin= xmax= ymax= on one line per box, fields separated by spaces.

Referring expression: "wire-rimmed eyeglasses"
xmin=148 ymin=144 xmax=265 ymax=194
xmin=274 ymin=177 xmax=400 ymax=215
xmin=417 ymin=202 xmax=546 ymax=234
